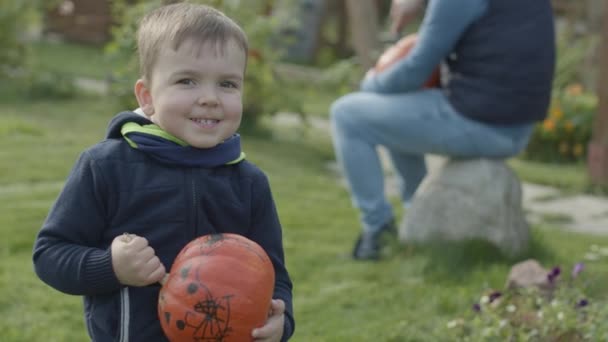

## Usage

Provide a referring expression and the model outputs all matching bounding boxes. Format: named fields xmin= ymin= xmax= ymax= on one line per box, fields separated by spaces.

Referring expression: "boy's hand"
xmin=251 ymin=299 xmax=285 ymax=342
xmin=111 ymin=234 xmax=166 ymax=287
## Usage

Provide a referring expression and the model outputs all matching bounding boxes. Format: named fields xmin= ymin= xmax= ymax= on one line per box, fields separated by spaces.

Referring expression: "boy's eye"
xmin=220 ymin=80 xmax=239 ymax=89
xmin=177 ymin=79 xmax=195 ymax=85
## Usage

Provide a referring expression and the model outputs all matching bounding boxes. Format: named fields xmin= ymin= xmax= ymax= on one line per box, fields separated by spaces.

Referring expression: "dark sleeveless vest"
xmin=445 ymin=0 xmax=555 ymax=125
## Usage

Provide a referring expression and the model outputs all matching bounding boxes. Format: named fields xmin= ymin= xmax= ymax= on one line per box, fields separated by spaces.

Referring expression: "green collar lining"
xmin=120 ymin=121 xmax=246 ymax=165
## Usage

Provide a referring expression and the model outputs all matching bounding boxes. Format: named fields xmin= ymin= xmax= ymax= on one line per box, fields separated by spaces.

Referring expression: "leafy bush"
xmin=0 ymin=2 xmax=31 ymax=78
xmin=106 ymin=0 xmax=304 ymax=129
xmin=24 ymin=71 xmax=77 ymax=100
xmin=0 ymin=0 xmax=77 ymax=100
xmin=551 ymin=25 xmax=599 ymax=93
xmin=524 ymin=84 xmax=597 ymax=163
xmin=523 ymin=25 xmax=599 ymax=164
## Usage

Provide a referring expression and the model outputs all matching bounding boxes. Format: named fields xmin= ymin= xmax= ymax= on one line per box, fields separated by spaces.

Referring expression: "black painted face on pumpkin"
xmin=158 ymin=233 xmax=275 ymax=341
xmin=162 ymin=263 xmax=233 ymax=340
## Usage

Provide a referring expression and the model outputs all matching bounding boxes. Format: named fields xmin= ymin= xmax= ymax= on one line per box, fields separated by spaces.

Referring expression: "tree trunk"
xmin=344 ymin=0 xmax=380 ymax=70
xmin=586 ymin=0 xmax=604 ymax=32
xmin=581 ymin=0 xmax=604 ymax=89
xmin=587 ymin=0 xmax=608 ymax=185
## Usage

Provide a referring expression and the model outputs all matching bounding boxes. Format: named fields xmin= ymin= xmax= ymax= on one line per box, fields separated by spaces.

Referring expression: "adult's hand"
xmin=390 ymin=0 xmax=424 ymax=35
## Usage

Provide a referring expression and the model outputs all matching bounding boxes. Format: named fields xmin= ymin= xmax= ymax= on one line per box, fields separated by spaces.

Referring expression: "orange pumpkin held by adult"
xmin=158 ymin=233 xmax=275 ymax=342
xmin=374 ymin=33 xmax=440 ymax=88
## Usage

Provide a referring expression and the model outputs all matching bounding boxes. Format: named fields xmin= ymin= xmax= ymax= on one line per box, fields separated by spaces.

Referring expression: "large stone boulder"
xmin=399 ymin=158 xmax=529 ymax=257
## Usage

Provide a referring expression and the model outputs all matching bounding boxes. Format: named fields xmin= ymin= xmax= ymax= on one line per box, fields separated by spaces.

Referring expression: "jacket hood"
xmin=105 ymin=111 xmax=153 ymax=140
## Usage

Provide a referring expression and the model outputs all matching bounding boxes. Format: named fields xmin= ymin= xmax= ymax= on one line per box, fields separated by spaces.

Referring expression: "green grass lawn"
xmin=1 ymin=93 xmax=608 ymax=341
xmin=27 ymin=40 xmax=128 ymax=80
xmin=508 ymin=158 xmax=601 ymax=195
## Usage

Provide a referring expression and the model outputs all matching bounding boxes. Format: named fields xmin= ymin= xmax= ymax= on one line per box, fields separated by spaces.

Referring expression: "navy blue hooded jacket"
xmin=33 ymin=112 xmax=294 ymax=341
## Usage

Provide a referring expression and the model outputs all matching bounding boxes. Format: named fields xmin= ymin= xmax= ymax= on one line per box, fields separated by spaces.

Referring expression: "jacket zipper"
xmin=191 ymin=171 xmax=198 ymax=237
xmin=118 ymin=287 xmax=130 ymax=342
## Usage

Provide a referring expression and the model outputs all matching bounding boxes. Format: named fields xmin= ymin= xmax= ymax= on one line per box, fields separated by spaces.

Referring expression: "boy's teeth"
xmin=193 ymin=119 xmax=217 ymax=124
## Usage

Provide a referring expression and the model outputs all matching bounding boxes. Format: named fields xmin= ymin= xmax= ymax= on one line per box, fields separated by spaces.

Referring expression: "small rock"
xmin=505 ymin=259 xmax=550 ymax=289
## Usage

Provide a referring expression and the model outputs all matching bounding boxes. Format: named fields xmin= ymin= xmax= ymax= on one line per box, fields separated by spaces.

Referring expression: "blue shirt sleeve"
xmin=361 ymin=0 xmax=488 ymax=93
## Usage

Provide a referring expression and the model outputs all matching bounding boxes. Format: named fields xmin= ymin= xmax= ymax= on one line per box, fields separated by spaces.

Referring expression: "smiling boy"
xmin=33 ymin=3 xmax=294 ymax=341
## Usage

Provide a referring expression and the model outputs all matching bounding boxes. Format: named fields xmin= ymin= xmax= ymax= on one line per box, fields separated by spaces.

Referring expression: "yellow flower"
xmin=542 ymin=118 xmax=556 ymax=132
xmin=550 ymin=106 xmax=563 ymax=119
xmin=563 ymin=120 xmax=575 ymax=133
xmin=566 ymin=83 xmax=583 ymax=96
xmin=559 ymin=142 xmax=569 ymax=155
xmin=573 ymin=143 xmax=584 ymax=157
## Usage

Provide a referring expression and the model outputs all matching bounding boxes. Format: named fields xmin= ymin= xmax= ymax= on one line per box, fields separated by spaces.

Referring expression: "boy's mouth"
xmin=190 ymin=118 xmax=219 ymax=127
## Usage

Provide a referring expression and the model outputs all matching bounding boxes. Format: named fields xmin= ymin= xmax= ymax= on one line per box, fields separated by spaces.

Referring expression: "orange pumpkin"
xmin=158 ymin=233 xmax=275 ymax=342
xmin=374 ymin=33 xmax=440 ymax=88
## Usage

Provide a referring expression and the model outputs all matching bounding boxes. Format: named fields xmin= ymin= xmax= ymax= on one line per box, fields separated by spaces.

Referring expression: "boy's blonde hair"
xmin=136 ymin=2 xmax=248 ymax=81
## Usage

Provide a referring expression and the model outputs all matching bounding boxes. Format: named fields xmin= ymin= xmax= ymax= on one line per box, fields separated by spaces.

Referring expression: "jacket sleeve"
xmin=32 ymin=150 xmax=122 ymax=295
xmin=248 ymin=172 xmax=295 ymax=341
xmin=361 ymin=0 xmax=488 ymax=93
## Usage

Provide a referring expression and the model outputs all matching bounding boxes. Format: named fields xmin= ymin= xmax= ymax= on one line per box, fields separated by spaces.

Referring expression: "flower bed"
xmin=445 ymin=245 xmax=608 ymax=340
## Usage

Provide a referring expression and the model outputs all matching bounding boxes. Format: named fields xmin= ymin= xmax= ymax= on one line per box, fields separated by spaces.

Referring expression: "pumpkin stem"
xmin=160 ymin=273 xmax=169 ymax=286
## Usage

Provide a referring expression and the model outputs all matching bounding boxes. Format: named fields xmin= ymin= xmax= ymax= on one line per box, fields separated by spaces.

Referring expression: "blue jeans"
xmin=330 ymin=89 xmax=534 ymax=234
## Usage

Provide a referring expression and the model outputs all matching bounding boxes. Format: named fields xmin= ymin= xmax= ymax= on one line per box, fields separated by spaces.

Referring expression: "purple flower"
xmin=576 ymin=299 xmax=589 ymax=308
xmin=472 ymin=303 xmax=481 ymax=312
xmin=547 ymin=266 xmax=561 ymax=283
xmin=489 ymin=291 xmax=502 ymax=303
xmin=571 ymin=262 xmax=585 ymax=278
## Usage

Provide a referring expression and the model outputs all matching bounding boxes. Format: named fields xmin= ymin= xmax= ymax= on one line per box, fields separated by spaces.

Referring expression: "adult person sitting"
xmin=330 ymin=0 xmax=556 ymax=260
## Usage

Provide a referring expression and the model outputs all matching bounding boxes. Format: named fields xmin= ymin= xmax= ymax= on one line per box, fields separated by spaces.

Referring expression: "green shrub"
xmin=0 ymin=0 xmax=77 ymax=100
xmin=106 ymin=0 xmax=304 ymax=129
xmin=0 ymin=2 xmax=31 ymax=77
xmin=24 ymin=71 xmax=77 ymax=100
xmin=524 ymin=84 xmax=597 ymax=163
xmin=523 ymin=26 xmax=599 ymax=164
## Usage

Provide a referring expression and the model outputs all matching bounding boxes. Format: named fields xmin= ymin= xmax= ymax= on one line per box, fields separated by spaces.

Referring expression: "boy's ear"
xmin=134 ymin=79 xmax=155 ymax=117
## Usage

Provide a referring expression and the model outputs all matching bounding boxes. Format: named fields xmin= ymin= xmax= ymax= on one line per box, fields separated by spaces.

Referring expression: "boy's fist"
xmin=111 ymin=233 xmax=166 ymax=286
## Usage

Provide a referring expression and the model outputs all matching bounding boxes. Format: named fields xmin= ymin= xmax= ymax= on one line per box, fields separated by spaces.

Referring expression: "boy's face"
xmin=135 ymin=38 xmax=245 ymax=149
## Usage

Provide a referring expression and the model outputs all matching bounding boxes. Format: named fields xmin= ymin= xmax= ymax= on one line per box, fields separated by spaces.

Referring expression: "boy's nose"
xmin=197 ymin=88 xmax=219 ymax=107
